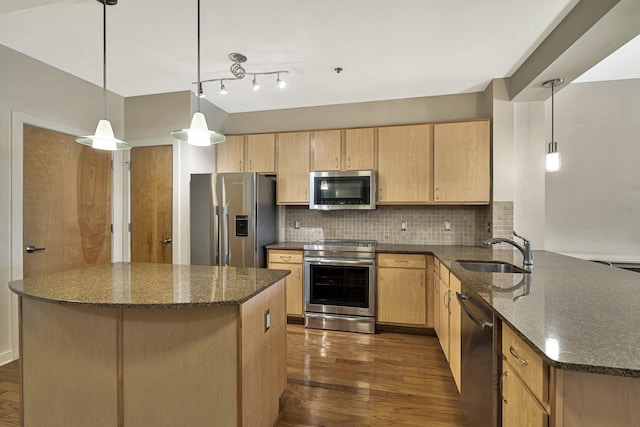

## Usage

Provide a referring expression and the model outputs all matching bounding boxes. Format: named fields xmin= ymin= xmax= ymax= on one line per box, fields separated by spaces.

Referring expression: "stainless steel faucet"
xmin=483 ymin=231 xmax=534 ymax=272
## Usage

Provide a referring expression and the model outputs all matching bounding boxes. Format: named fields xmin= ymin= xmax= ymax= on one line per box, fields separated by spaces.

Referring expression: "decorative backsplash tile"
xmin=282 ymin=205 xmax=503 ymax=246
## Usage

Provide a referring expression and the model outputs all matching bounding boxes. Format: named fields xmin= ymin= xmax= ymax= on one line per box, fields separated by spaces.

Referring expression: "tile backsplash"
xmin=282 ymin=205 xmax=503 ymax=246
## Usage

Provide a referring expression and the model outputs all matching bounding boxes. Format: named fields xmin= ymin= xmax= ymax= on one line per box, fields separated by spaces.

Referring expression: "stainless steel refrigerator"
xmin=190 ymin=172 xmax=277 ymax=268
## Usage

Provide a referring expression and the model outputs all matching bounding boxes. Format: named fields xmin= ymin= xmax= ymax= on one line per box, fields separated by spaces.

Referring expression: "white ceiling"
xmin=0 ymin=0 xmax=634 ymax=114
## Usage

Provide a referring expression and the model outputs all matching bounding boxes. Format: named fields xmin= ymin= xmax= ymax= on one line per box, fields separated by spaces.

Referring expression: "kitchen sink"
xmin=456 ymin=260 xmax=526 ymax=274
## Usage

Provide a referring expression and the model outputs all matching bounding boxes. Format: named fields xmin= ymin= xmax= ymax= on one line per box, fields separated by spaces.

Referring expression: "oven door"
xmin=304 ymin=257 xmax=375 ymax=317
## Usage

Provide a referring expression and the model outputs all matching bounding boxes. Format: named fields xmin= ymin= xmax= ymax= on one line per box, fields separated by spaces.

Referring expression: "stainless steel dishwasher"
xmin=456 ymin=289 xmax=497 ymax=427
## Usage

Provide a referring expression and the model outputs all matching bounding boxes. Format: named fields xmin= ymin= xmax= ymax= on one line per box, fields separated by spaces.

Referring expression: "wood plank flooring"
xmin=0 ymin=325 xmax=465 ymax=426
xmin=278 ymin=325 xmax=466 ymax=426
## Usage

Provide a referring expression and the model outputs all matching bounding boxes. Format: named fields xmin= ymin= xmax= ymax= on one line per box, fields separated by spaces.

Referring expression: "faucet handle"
xmin=513 ymin=231 xmax=531 ymax=245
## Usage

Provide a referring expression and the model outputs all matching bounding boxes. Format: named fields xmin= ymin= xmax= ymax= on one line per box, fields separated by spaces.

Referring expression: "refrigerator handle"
xmin=223 ymin=205 xmax=230 ymax=265
xmin=213 ymin=205 xmax=220 ymax=265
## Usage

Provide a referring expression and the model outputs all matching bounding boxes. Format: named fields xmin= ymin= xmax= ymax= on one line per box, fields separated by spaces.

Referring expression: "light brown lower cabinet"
xmin=501 ymin=322 xmax=640 ymax=427
xmin=433 ymin=259 xmax=461 ymax=392
xmin=377 ymin=253 xmax=431 ymax=327
xmin=268 ymin=249 xmax=304 ymax=317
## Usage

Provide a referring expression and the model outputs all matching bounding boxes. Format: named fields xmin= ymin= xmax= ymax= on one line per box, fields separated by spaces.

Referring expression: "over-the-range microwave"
xmin=309 ymin=170 xmax=376 ymax=210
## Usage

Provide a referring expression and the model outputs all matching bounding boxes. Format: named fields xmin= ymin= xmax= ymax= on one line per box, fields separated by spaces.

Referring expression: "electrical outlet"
xmin=444 ymin=221 xmax=451 ymax=231
xmin=294 ymin=219 xmax=300 ymax=229
xmin=401 ymin=221 xmax=408 ymax=231
xmin=264 ymin=309 xmax=271 ymax=332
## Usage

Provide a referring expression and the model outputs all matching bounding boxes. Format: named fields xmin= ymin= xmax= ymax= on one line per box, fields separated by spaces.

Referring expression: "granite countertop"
xmin=267 ymin=241 xmax=640 ymax=377
xmin=9 ymin=262 xmax=290 ymax=308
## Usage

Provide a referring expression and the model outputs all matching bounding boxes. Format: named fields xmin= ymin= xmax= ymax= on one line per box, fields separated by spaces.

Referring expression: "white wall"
xmin=0 ymin=45 xmax=125 ymax=364
xmin=545 ymin=79 xmax=640 ymax=261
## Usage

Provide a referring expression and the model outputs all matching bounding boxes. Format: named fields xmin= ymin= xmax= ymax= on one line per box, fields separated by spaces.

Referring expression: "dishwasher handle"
xmin=456 ymin=292 xmax=493 ymax=330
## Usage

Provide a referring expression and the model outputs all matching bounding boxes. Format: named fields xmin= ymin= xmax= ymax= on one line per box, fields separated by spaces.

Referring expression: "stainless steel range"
xmin=303 ymin=239 xmax=377 ymax=334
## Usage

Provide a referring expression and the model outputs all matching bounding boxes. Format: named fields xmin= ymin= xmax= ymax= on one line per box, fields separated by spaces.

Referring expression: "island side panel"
xmin=122 ymin=305 xmax=238 ymax=427
xmin=239 ymin=279 xmax=287 ymax=427
xmin=21 ymin=298 xmax=119 ymax=427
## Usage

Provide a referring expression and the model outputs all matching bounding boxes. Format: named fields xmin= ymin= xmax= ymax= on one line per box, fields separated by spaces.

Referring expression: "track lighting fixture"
xmin=197 ymin=52 xmax=289 ymax=95
xmin=171 ymin=0 xmax=225 ymax=147
xmin=543 ymin=78 xmax=564 ymax=172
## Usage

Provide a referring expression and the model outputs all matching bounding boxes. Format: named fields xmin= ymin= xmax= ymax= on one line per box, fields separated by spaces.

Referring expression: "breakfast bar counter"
xmin=9 ymin=262 xmax=290 ymax=427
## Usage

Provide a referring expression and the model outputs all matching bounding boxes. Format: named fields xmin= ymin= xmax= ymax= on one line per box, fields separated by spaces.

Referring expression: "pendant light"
xmin=171 ymin=0 xmax=226 ymax=146
xmin=543 ymin=78 xmax=564 ymax=172
xmin=76 ymin=0 xmax=130 ymax=151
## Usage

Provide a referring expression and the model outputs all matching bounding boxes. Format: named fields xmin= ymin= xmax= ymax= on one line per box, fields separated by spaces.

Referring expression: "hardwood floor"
xmin=0 ymin=361 xmax=19 ymax=427
xmin=0 ymin=325 xmax=465 ymax=427
xmin=278 ymin=325 xmax=466 ymax=426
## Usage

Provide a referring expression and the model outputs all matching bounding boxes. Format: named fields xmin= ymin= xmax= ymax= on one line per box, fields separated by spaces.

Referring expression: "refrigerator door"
xmin=190 ymin=174 xmax=218 ymax=266
xmin=219 ymin=173 xmax=257 ymax=267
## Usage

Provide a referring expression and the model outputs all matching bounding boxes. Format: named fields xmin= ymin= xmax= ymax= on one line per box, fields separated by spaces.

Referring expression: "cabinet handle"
xmin=435 ymin=187 xmax=440 ymax=201
xmin=335 ymin=157 xmax=339 ymax=169
xmin=297 ymin=266 xmax=301 ymax=280
xmin=443 ymin=290 xmax=449 ymax=309
xmin=239 ymin=160 xmax=243 ymax=171
xmin=394 ymin=260 xmax=409 ymax=265
xmin=347 ymin=157 xmax=351 ymax=169
xmin=379 ymin=185 xmax=383 ymax=200
xmin=500 ymin=369 xmax=508 ymax=403
xmin=434 ymin=278 xmax=439 ymax=294
xmin=509 ymin=346 xmax=529 ymax=366
xmin=419 ymin=272 xmax=424 ymax=287
xmin=280 ymin=255 xmax=291 ymax=261
xmin=249 ymin=160 xmax=252 ymax=171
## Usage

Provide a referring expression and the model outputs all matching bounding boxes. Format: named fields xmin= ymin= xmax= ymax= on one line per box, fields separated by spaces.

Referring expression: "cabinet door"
xmin=502 ymin=364 xmax=548 ymax=427
xmin=312 ymin=130 xmax=341 ymax=171
xmin=433 ymin=120 xmax=490 ymax=203
xmin=276 ymin=132 xmax=310 ymax=204
xmin=377 ymin=268 xmax=426 ymax=325
xmin=449 ymin=274 xmax=462 ymax=392
xmin=377 ymin=124 xmax=433 ymax=203
xmin=245 ymin=133 xmax=275 ymax=173
xmin=438 ymin=278 xmax=450 ymax=361
xmin=345 ymin=128 xmax=375 ymax=170
xmin=270 ymin=262 xmax=303 ymax=316
xmin=433 ymin=270 xmax=441 ymax=337
xmin=216 ymin=135 xmax=245 ymax=173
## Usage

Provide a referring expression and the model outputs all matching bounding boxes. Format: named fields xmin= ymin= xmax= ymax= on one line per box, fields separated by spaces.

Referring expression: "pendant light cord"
xmin=551 ymin=81 xmax=555 ymax=143
xmin=102 ymin=0 xmax=107 ymax=120
xmin=196 ymin=0 xmax=201 ymax=113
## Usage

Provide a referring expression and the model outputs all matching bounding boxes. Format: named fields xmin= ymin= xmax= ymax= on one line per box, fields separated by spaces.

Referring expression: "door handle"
xmin=162 ymin=238 xmax=172 ymax=244
xmin=25 ymin=245 xmax=46 ymax=254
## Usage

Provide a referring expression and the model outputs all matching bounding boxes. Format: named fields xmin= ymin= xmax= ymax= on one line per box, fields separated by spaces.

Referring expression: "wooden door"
xmin=216 ymin=135 xmax=244 ymax=173
xmin=245 ymin=133 xmax=275 ymax=173
xmin=23 ymin=124 xmax=112 ymax=278
xmin=502 ymin=364 xmax=549 ymax=427
xmin=311 ymin=130 xmax=341 ymax=171
xmin=131 ymin=145 xmax=173 ymax=263
xmin=377 ymin=268 xmax=426 ymax=325
xmin=345 ymin=128 xmax=376 ymax=170
xmin=433 ymin=120 xmax=490 ymax=203
xmin=377 ymin=124 xmax=433 ymax=203
xmin=276 ymin=132 xmax=310 ymax=204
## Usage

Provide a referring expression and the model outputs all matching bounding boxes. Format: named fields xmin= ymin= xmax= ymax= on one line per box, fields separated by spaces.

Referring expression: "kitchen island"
xmin=9 ymin=262 xmax=290 ymax=427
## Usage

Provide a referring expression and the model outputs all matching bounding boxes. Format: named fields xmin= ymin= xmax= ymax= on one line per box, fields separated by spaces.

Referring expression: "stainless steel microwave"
xmin=309 ymin=170 xmax=376 ymax=210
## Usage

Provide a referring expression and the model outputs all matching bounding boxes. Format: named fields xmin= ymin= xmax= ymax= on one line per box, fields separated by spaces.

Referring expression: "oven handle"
xmin=304 ymin=257 xmax=375 ymax=266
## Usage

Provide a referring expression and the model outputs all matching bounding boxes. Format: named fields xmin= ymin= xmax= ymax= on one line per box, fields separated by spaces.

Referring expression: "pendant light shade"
xmin=75 ymin=0 xmax=130 ymax=151
xmin=77 ymin=119 xmax=130 ymax=151
xmin=171 ymin=113 xmax=225 ymax=146
xmin=543 ymin=78 xmax=564 ymax=172
xmin=171 ymin=0 xmax=225 ymax=147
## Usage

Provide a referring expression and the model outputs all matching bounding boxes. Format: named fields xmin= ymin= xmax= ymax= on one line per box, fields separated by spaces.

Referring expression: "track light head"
xmin=252 ymin=75 xmax=260 ymax=91
xmin=276 ymin=73 xmax=286 ymax=89
xmin=219 ymin=81 xmax=228 ymax=95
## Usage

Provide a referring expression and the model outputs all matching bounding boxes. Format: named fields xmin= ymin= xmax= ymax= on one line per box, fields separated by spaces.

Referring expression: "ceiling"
xmin=0 ymin=0 xmax=636 ymax=114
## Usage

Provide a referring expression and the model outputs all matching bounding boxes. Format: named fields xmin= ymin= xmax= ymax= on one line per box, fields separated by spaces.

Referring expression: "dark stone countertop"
xmin=9 ymin=262 xmax=290 ymax=308
xmin=267 ymin=242 xmax=640 ymax=377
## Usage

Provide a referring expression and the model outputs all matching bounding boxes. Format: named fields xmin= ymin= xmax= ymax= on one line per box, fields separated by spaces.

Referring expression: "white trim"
xmin=0 ymin=350 xmax=14 ymax=367
xmin=9 ymin=111 xmax=125 ymax=359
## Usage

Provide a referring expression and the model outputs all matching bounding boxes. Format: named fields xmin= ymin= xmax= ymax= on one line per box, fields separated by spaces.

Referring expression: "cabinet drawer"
xmin=439 ymin=263 xmax=450 ymax=285
xmin=378 ymin=253 xmax=426 ymax=269
xmin=502 ymin=325 xmax=548 ymax=404
xmin=268 ymin=250 xmax=302 ymax=264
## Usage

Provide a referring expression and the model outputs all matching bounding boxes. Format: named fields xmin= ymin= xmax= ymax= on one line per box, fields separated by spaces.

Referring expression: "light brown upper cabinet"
xmin=216 ymin=133 xmax=276 ymax=174
xmin=276 ymin=131 xmax=310 ymax=204
xmin=311 ymin=130 xmax=342 ymax=171
xmin=377 ymin=124 xmax=433 ymax=204
xmin=433 ymin=120 xmax=490 ymax=204
xmin=345 ymin=128 xmax=376 ymax=170
xmin=216 ymin=135 xmax=245 ymax=173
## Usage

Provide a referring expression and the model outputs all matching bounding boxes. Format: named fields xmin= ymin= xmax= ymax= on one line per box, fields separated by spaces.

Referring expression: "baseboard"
xmin=0 ymin=349 xmax=16 ymax=366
